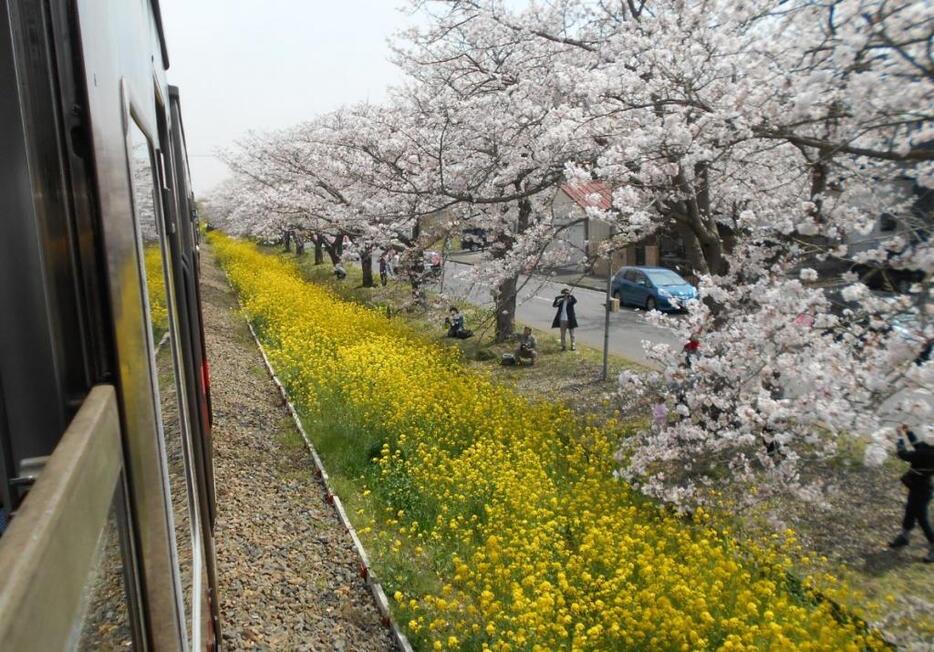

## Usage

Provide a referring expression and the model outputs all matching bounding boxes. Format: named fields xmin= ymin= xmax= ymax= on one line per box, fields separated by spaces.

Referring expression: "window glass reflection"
xmin=128 ymin=120 xmax=194 ymax=640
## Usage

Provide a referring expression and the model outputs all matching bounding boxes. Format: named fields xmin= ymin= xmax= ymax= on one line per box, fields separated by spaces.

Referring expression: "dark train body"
xmin=0 ymin=0 xmax=219 ymax=649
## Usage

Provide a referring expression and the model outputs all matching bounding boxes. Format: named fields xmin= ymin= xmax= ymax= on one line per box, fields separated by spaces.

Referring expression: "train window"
xmin=127 ymin=118 xmax=198 ymax=645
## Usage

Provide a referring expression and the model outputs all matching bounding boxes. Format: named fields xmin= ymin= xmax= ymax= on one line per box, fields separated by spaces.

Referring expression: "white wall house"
xmin=549 ymin=181 xmax=664 ymax=276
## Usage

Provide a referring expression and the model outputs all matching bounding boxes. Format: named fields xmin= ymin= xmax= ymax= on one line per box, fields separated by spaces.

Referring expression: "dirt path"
xmin=201 ymin=245 xmax=395 ymax=651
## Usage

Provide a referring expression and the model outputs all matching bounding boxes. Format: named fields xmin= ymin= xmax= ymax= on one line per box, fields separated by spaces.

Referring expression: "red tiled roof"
xmin=560 ymin=180 xmax=612 ymax=211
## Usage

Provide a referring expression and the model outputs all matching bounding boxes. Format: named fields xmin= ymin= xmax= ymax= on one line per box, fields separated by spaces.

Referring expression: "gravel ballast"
xmin=201 ymin=245 xmax=396 ymax=651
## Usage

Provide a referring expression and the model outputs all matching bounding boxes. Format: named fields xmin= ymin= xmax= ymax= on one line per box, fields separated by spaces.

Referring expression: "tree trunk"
xmin=517 ymin=195 xmax=531 ymax=241
xmin=670 ymin=165 xmax=728 ymax=277
xmin=323 ymin=236 xmax=342 ymax=265
xmin=676 ymin=221 xmax=708 ymax=279
xmin=283 ymin=230 xmax=292 ymax=252
xmin=492 ymin=193 xmax=531 ymax=343
xmin=800 ymin=148 xmax=834 ymax=253
xmin=809 ymin=152 xmax=830 ymax=224
xmin=295 ymin=233 xmax=305 ymax=256
xmin=408 ymin=252 xmax=426 ymax=306
xmin=495 ymin=274 xmax=518 ymax=342
xmin=700 ymin=237 xmax=727 ymax=276
xmin=408 ymin=216 xmax=425 ymax=303
xmin=361 ymin=247 xmax=375 ymax=288
xmin=693 ymin=163 xmax=728 ymax=276
xmin=719 ymin=221 xmax=737 ymax=257
xmin=313 ymin=236 xmax=324 ymax=265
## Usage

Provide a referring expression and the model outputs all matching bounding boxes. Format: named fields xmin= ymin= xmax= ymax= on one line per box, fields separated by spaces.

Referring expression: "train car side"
xmin=0 ymin=0 xmax=219 ymax=649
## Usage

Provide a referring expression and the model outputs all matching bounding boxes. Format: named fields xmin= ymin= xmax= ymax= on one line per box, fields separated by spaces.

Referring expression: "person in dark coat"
xmin=889 ymin=424 xmax=934 ymax=563
xmin=917 ymin=338 xmax=932 ymax=366
xmin=378 ymin=253 xmax=389 ymax=286
xmin=551 ymin=288 xmax=578 ymax=351
xmin=760 ymin=370 xmax=784 ymax=459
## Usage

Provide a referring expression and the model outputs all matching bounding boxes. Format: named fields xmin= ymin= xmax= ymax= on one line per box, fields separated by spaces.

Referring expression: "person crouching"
xmin=515 ymin=327 xmax=538 ymax=366
xmin=444 ymin=307 xmax=472 ymax=339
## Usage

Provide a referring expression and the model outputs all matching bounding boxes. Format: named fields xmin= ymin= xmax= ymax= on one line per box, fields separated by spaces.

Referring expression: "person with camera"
xmin=889 ymin=424 xmax=934 ymax=563
xmin=551 ymin=288 xmax=578 ymax=351
xmin=444 ymin=306 xmax=472 ymax=339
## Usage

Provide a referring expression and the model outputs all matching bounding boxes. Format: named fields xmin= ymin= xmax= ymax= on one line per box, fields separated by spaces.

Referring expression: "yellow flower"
xmin=211 ymin=234 xmax=885 ymax=652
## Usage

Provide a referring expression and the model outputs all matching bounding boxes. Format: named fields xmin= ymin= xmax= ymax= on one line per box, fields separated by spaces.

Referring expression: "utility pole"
xmin=602 ymin=233 xmax=616 ymax=381
xmin=602 ymin=266 xmax=612 ymax=381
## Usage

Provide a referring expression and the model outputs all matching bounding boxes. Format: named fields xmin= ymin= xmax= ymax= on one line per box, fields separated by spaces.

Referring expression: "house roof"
xmin=560 ymin=180 xmax=612 ymax=211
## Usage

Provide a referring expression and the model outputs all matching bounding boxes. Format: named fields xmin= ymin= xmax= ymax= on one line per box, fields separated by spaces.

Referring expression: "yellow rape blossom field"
xmin=212 ymin=234 xmax=883 ymax=652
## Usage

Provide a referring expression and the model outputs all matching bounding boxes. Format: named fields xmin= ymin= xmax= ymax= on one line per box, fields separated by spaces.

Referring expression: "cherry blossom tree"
xmin=394 ymin=0 xmax=933 ymax=505
xmin=216 ymin=0 xmax=932 ymax=506
xmin=443 ymin=0 xmax=933 ymax=505
xmin=380 ymin=2 xmax=622 ymax=338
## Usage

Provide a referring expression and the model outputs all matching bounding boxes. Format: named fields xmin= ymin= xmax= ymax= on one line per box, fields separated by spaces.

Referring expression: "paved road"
xmin=439 ymin=261 xmax=682 ymax=368
xmin=427 ymin=258 xmax=931 ymax=426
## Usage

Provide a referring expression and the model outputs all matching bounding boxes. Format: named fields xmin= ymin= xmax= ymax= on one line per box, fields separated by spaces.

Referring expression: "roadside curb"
xmin=224 ymin=268 xmax=414 ymax=652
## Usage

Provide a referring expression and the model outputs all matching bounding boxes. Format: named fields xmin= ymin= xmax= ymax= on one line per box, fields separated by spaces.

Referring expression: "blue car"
xmin=612 ymin=266 xmax=697 ymax=311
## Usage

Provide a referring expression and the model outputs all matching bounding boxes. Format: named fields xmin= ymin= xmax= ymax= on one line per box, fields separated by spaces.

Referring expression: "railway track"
xmin=200 ymin=246 xmax=396 ymax=651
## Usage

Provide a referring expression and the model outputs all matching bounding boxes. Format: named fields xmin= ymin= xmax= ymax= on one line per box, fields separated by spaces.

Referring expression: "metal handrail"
xmin=0 ymin=385 xmax=122 ymax=650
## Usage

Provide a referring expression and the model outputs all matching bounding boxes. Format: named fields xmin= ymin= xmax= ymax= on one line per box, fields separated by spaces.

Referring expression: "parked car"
xmin=821 ymin=289 xmax=930 ymax=357
xmin=612 ymin=266 xmax=697 ymax=311
xmin=461 ymin=227 xmax=489 ymax=251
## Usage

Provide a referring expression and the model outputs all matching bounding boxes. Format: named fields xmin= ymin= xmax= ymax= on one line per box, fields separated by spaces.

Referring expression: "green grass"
xmin=269 ymin=368 xmax=446 ymax=614
xmin=268 ymin=246 xmax=644 ymax=423
xmin=292 ymin=396 xmax=448 ymax=647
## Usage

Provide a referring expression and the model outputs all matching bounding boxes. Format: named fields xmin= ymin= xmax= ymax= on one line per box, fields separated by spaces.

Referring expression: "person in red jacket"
xmin=683 ymin=331 xmax=700 ymax=368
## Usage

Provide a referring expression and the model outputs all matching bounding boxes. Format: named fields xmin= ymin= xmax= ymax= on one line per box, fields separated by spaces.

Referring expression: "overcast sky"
xmin=160 ymin=1 xmax=415 ymax=194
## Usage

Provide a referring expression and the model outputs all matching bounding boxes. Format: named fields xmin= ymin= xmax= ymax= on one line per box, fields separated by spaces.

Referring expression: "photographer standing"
xmin=552 ymin=288 xmax=578 ymax=351
xmin=889 ymin=424 xmax=934 ymax=563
